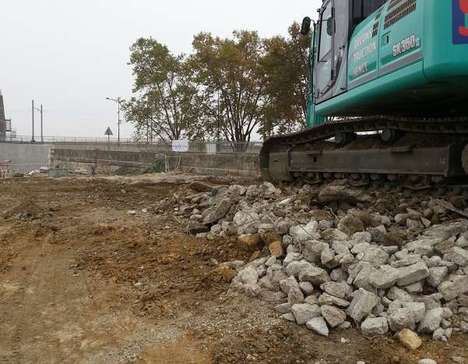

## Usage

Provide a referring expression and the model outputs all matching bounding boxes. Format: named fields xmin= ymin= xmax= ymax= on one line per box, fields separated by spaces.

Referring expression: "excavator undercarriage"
xmin=260 ymin=117 xmax=468 ymax=187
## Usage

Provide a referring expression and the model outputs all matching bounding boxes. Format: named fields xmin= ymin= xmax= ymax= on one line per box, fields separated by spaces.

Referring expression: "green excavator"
xmin=260 ymin=0 xmax=468 ymax=185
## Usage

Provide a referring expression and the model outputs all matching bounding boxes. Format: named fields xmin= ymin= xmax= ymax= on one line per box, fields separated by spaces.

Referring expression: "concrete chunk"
xmin=288 ymin=286 xmax=305 ymax=305
xmin=291 ymin=303 xmax=321 ymax=325
xmin=298 ymin=266 xmax=331 ymax=286
xmin=361 ymin=317 xmax=389 ymax=336
xmin=418 ymin=308 xmax=444 ymax=334
xmin=397 ymin=262 xmax=429 ymax=287
xmin=427 ymin=266 xmax=449 ymax=288
xmin=389 ymin=307 xmax=416 ymax=332
xmin=306 ymin=316 xmax=329 ymax=337
xmin=279 ymin=276 xmax=299 ymax=295
xmin=347 ymin=288 xmax=380 ymax=323
xmin=289 ymin=221 xmax=319 ymax=243
xmin=439 ymin=275 xmax=468 ymax=301
xmin=320 ymin=281 xmax=352 ymax=299
xmin=318 ymin=293 xmax=350 ymax=308
xmin=444 ymin=247 xmax=468 ymax=266
xmin=321 ymin=305 xmax=347 ymax=328
xmin=370 ymin=265 xmax=401 ymax=289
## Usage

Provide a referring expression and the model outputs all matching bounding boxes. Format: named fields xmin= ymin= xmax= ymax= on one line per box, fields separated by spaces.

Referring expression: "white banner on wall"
xmin=172 ymin=139 xmax=189 ymax=153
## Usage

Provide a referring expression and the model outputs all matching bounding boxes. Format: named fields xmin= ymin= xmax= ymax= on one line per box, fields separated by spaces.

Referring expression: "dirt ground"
xmin=0 ymin=174 xmax=466 ymax=364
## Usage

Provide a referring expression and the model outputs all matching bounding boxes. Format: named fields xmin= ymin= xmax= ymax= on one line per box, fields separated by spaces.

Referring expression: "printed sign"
xmin=172 ymin=139 xmax=189 ymax=152
xmin=104 ymin=127 xmax=113 ymax=136
xmin=453 ymin=0 xmax=468 ymax=44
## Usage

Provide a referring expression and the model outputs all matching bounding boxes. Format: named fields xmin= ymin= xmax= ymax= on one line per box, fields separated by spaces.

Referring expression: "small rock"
xmin=439 ymin=275 xmax=468 ymax=301
xmin=339 ymin=321 xmax=352 ymax=329
xmin=306 ymin=317 xmax=329 ymax=337
xmin=291 ymin=304 xmax=321 ymax=325
xmin=432 ymin=328 xmax=447 ymax=342
xmin=347 ymin=289 xmax=380 ymax=323
xmin=238 ymin=234 xmax=262 ymax=250
xmin=288 ymin=286 xmax=305 ymax=305
xmin=418 ymin=308 xmax=445 ymax=334
xmin=397 ymin=328 xmax=422 ymax=350
xmin=299 ymin=282 xmax=315 ymax=296
xmin=280 ymin=276 xmax=300 ymax=294
xmin=318 ymin=185 xmax=370 ymax=204
xmin=321 ymin=305 xmax=347 ymax=328
xmin=397 ymin=262 xmax=429 ymax=287
xmin=444 ymin=247 xmax=468 ymax=266
xmin=269 ymin=241 xmax=284 ymax=258
xmin=427 ymin=266 xmax=449 ymax=288
xmin=337 ymin=215 xmax=364 ymax=236
xmin=320 ymin=281 xmax=352 ymax=300
xmin=281 ymin=313 xmax=296 ymax=322
xmin=275 ymin=303 xmax=291 ymax=314
xmin=188 ymin=221 xmax=210 ymax=234
xmin=298 ymin=266 xmax=331 ymax=286
xmin=370 ymin=265 xmax=401 ymax=289
xmin=361 ymin=317 xmax=389 ymax=336
xmin=404 ymin=281 xmax=424 ymax=294
xmin=318 ymin=293 xmax=350 ymax=308
xmin=389 ymin=307 xmax=416 ymax=332
xmin=418 ymin=360 xmax=437 ymax=364
xmin=202 ymin=198 xmax=232 ymax=225
xmin=289 ymin=221 xmax=319 ymax=243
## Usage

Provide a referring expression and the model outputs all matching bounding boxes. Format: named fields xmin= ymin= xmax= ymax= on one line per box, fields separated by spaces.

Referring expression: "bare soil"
xmin=0 ymin=175 xmax=466 ymax=364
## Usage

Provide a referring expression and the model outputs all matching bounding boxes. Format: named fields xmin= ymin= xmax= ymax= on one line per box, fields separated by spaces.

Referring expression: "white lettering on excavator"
xmin=352 ymin=62 xmax=368 ymax=78
xmin=353 ymin=29 xmax=373 ymax=50
xmin=392 ymin=35 xmax=420 ymax=57
xmin=352 ymin=41 xmax=377 ymax=62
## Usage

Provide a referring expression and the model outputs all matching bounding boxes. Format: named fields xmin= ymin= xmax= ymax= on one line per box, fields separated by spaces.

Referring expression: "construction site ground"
xmin=0 ymin=174 xmax=466 ymax=364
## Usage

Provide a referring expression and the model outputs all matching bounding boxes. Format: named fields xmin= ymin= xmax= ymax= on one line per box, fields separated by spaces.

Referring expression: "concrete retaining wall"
xmin=0 ymin=143 xmax=51 ymax=173
xmin=50 ymin=147 xmax=260 ymax=177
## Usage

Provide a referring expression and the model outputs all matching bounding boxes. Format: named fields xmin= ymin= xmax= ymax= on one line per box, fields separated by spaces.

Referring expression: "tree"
xmin=189 ymin=31 xmax=269 ymax=149
xmin=262 ymin=23 xmax=312 ymax=135
xmin=125 ymin=38 xmax=203 ymax=143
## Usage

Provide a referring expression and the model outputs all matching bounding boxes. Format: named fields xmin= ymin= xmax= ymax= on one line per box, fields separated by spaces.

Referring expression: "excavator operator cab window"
xmin=318 ymin=0 xmax=333 ymax=61
xmin=352 ymin=0 xmax=386 ymax=30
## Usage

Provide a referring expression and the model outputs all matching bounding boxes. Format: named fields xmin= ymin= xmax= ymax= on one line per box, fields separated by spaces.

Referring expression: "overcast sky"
xmin=1 ymin=0 xmax=321 ymax=138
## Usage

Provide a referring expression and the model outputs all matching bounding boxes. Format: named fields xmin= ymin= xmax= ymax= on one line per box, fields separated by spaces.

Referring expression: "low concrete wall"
xmin=50 ymin=147 xmax=260 ymax=177
xmin=0 ymin=143 xmax=51 ymax=173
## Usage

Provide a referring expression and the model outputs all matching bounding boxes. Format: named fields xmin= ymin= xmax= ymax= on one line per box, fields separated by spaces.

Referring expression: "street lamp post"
xmin=106 ymin=97 xmax=122 ymax=144
xmin=31 ymin=100 xmax=35 ymax=143
xmin=33 ymin=104 xmax=44 ymax=143
xmin=32 ymin=100 xmax=44 ymax=143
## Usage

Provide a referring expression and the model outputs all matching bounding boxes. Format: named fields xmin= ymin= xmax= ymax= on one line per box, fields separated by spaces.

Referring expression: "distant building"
xmin=0 ymin=91 xmax=12 ymax=140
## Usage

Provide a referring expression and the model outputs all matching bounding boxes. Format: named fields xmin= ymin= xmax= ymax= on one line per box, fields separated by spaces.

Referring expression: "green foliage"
xmin=262 ymin=23 xmax=312 ymax=135
xmin=189 ymin=30 xmax=268 ymax=147
xmin=125 ymin=38 xmax=204 ymax=143
xmin=125 ymin=24 xmax=311 ymax=144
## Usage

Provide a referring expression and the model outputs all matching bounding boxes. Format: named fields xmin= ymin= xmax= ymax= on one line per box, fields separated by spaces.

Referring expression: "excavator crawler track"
xmin=260 ymin=117 xmax=468 ymax=185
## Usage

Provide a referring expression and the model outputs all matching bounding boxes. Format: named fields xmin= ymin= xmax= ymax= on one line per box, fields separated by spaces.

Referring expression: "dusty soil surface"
xmin=0 ymin=174 xmax=466 ymax=364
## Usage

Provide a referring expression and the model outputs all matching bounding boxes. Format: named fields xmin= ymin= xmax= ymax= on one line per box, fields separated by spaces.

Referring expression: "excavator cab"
xmin=314 ymin=0 xmax=387 ymax=104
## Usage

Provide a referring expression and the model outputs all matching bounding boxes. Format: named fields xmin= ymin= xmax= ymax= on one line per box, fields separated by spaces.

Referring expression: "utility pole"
xmin=106 ymin=97 xmax=122 ymax=144
xmin=31 ymin=100 xmax=35 ymax=143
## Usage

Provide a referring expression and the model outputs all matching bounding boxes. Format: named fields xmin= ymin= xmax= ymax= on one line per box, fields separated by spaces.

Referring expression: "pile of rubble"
xmin=176 ymin=181 xmax=468 ymax=342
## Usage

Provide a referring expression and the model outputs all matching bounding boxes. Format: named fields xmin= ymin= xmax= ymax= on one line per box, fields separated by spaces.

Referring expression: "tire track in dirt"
xmin=0 ymin=234 xmax=91 ymax=364
xmin=0 ymin=239 xmax=42 ymax=364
